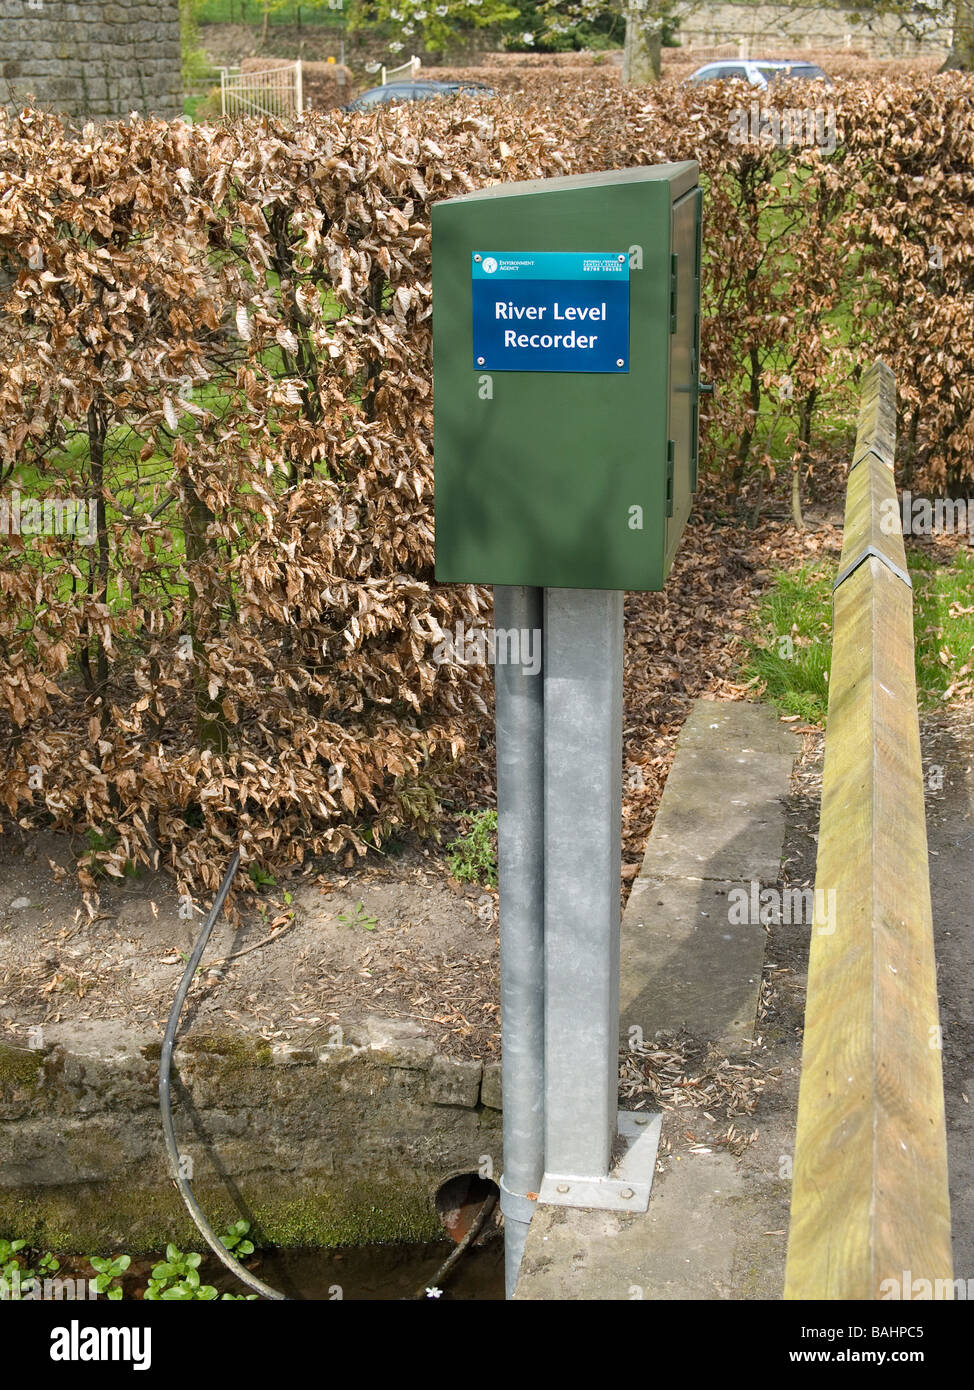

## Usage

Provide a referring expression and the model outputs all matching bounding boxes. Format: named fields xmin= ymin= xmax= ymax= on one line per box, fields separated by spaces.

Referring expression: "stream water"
xmin=35 ymin=1236 xmax=505 ymax=1302
xmin=209 ymin=1238 xmax=505 ymax=1301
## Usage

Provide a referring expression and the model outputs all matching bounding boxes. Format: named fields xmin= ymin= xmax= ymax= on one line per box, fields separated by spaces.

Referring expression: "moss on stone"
xmin=0 ymin=1171 xmax=442 ymax=1255
xmin=0 ymin=1041 xmax=44 ymax=1089
xmin=254 ymin=1180 xmax=442 ymax=1249
xmin=178 ymin=1033 xmax=274 ymax=1067
xmin=1 ymin=1026 xmax=482 ymax=1258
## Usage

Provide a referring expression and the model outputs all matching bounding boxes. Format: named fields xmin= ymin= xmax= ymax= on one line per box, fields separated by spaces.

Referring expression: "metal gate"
xmin=220 ymin=60 xmax=303 ymax=119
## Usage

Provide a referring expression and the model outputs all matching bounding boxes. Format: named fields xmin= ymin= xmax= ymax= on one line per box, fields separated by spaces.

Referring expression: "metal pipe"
xmin=493 ymin=584 xmax=545 ymax=1298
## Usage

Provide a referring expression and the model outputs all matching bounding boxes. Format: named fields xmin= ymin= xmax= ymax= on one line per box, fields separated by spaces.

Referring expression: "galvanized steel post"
xmin=542 ymin=588 xmax=624 ymax=1179
xmin=494 ymin=585 xmax=545 ymax=1298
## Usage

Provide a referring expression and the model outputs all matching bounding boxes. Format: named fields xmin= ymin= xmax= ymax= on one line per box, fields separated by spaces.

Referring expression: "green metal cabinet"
xmin=432 ymin=162 xmax=702 ymax=591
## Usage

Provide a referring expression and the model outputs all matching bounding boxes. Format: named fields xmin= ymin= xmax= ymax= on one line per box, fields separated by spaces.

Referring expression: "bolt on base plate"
xmin=538 ymin=1110 xmax=663 ymax=1213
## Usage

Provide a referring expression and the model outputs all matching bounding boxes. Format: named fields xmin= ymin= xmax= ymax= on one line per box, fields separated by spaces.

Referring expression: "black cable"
xmin=158 ymin=849 xmax=287 ymax=1300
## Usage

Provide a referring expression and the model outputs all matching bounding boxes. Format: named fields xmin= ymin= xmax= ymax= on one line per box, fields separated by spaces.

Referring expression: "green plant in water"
xmin=220 ymin=1219 xmax=255 ymax=1259
xmin=447 ymin=809 xmax=498 ymax=888
xmin=145 ymin=1245 xmax=219 ymax=1301
xmin=0 ymin=1240 xmax=60 ymax=1298
xmin=1 ymin=1238 xmax=29 ymax=1296
xmin=89 ymin=1254 xmax=130 ymax=1300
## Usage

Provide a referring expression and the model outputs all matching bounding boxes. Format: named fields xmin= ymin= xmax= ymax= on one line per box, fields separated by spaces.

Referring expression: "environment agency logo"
xmin=481 ymin=256 xmax=498 ymax=274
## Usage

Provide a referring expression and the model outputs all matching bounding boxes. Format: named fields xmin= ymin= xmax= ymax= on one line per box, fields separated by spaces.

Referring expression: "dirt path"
xmin=739 ymin=708 xmax=974 ymax=1289
xmin=0 ymin=832 xmax=501 ymax=1059
xmin=920 ymin=709 xmax=974 ymax=1278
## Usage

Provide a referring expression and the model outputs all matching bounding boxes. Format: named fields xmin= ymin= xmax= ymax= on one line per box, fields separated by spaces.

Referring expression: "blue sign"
xmin=472 ymin=252 xmax=630 ymax=373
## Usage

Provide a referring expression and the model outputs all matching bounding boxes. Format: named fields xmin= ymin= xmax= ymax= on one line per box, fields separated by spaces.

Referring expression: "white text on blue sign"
xmin=472 ymin=252 xmax=630 ymax=374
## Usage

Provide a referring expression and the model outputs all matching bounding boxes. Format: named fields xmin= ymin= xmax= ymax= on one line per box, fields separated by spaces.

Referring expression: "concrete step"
xmin=620 ymin=699 xmax=795 ymax=1048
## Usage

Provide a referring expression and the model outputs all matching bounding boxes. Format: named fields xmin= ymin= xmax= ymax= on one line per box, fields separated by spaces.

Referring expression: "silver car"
xmin=687 ymin=59 xmax=832 ymax=89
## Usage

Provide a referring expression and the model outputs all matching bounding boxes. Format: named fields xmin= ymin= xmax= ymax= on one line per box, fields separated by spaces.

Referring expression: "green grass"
xmin=742 ymin=560 xmax=835 ymax=724
xmin=910 ymin=543 xmax=974 ymax=705
xmin=742 ymin=544 xmax=974 ymax=725
xmin=195 ymin=0 xmax=346 ymax=27
xmin=446 ymin=809 xmax=498 ymax=887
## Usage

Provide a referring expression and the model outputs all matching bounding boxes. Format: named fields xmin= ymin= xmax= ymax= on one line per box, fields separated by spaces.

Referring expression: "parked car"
xmin=686 ymin=59 xmax=832 ymax=89
xmin=346 ymin=80 xmax=494 ymax=112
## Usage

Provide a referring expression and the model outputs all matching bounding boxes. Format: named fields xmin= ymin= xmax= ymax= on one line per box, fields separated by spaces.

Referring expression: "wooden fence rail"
xmin=784 ymin=359 xmax=953 ymax=1300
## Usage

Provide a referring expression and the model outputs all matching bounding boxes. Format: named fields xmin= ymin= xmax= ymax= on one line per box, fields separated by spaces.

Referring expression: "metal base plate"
xmin=538 ymin=1110 xmax=662 ymax=1213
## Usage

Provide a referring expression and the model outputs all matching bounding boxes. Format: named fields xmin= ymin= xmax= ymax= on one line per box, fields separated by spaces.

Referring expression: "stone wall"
xmin=1 ymin=0 xmax=182 ymax=120
xmin=675 ymin=3 xmax=951 ymax=59
xmin=0 ymin=1018 xmax=502 ymax=1253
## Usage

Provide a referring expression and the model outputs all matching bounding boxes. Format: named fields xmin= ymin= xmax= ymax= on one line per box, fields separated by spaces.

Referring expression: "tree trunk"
xmin=791 ymin=464 xmax=805 ymax=531
xmin=622 ymin=7 xmax=662 ymax=85
xmin=941 ymin=0 xmax=974 ymax=69
xmin=80 ymin=403 xmax=110 ymax=699
xmin=183 ymin=483 xmax=228 ymax=754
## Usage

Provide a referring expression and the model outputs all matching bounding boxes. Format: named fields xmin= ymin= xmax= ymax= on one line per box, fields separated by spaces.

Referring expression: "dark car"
xmin=346 ymin=80 xmax=494 ymax=112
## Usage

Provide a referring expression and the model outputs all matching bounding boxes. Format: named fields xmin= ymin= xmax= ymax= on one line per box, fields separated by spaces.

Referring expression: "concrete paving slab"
xmin=516 ymin=1152 xmax=744 ymax=1300
xmin=620 ymin=876 xmax=766 ymax=1045
xmin=621 ymin=701 xmax=795 ymax=1046
xmin=677 ymin=699 xmax=796 ymax=755
xmin=637 ymin=744 xmax=794 ymax=882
